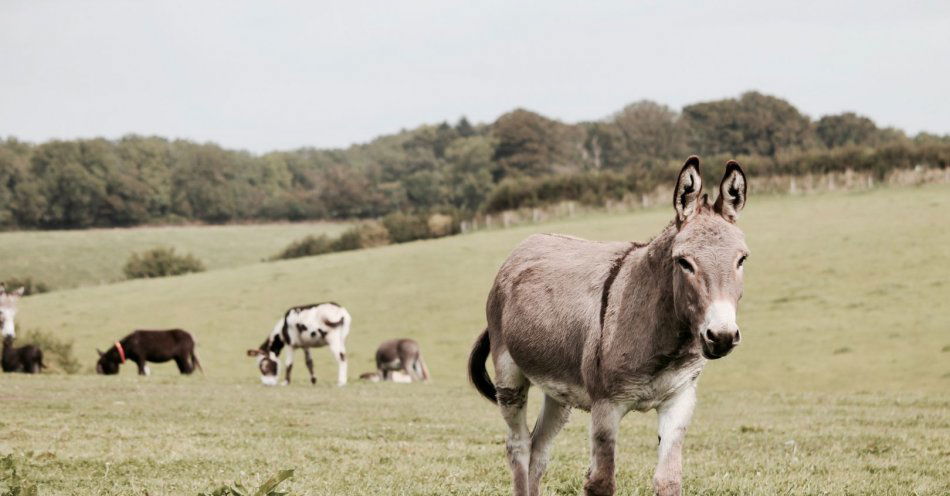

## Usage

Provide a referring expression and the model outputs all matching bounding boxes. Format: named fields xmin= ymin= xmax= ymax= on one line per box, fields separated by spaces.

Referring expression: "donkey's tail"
xmin=468 ymin=329 xmax=496 ymax=404
xmin=191 ymin=348 xmax=204 ymax=374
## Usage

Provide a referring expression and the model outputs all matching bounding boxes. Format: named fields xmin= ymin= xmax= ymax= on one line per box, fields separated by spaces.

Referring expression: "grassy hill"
xmin=0 ymin=221 xmax=348 ymax=290
xmin=2 ymin=183 xmax=948 ymax=494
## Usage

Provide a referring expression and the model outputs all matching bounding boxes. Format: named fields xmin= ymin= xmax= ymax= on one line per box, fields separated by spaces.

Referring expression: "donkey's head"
xmin=670 ymin=156 xmax=749 ymax=360
xmin=0 ymin=286 xmax=25 ymax=339
xmin=95 ymin=347 xmax=122 ymax=375
xmin=246 ymin=348 xmax=280 ymax=386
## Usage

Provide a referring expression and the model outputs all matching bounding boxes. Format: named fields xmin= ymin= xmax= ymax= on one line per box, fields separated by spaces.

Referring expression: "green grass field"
xmin=0 ymin=221 xmax=349 ymax=290
xmin=2 ymin=184 xmax=949 ymax=495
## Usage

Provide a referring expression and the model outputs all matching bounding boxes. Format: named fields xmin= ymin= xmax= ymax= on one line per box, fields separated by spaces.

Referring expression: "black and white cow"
xmin=247 ymin=302 xmax=350 ymax=386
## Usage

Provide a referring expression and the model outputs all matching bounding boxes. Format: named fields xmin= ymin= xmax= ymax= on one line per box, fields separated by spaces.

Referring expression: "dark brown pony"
xmin=97 ymin=329 xmax=202 ymax=376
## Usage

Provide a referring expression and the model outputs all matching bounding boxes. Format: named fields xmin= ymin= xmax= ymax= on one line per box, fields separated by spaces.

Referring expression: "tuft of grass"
xmin=0 ymin=277 xmax=50 ymax=296
xmin=0 ymin=455 xmax=37 ymax=496
xmin=833 ymin=346 xmax=852 ymax=355
xmin=198 ymin=469 xmax=294 ymax=496
xmin=124 ymin=247 xmax=206 ymax=279
xmin=18 ymin=328 xmax=82 ymax=374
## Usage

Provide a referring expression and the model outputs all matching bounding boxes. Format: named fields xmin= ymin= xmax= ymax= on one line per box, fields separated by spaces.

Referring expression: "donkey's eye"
xmin=737 ymin=255 xmax=747 ymax=269
xmin=676 ymin=258 xmax=695 ymax=274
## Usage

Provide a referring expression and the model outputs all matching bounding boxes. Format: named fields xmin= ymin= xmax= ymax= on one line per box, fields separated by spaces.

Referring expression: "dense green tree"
xmin=0 ymin=92 xmax=947 ymax=230
xmin=682 ymin=91 xmax=812 ymax=157
xmin=815 ymin=112 xmax=880 ymax=148
xmin=491 ymin=109 xmax=566 ymax=180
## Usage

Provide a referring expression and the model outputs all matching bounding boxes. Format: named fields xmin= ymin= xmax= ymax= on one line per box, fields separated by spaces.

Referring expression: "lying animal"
xmin=1 ymin=336 xmax=45 ymax=373
xmin=374 ymin=338 xmax=429 ymax=382
xmin=358 ymin=370 xmax=413 ymax=383
xmin=97 ymin=329 xmax=202 ymax=375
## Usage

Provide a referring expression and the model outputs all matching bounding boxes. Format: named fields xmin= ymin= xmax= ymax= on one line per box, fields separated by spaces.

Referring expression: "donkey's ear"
xmin=713 ymin=160 xmax=747 ymax=223
xmin=96 ymin=348 xmax=104 ymax=357
xmin=673 ymin=156 xmax=703 ymax=224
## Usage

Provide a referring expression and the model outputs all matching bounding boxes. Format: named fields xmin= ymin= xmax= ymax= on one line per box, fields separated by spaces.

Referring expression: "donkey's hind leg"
xmin=494 ymin=350 xmax=531 ymax=496
xmin=528 ymin=394 xmax=571 ymax=496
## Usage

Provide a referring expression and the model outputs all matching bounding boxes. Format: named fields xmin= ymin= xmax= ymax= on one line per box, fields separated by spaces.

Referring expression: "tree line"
xmin=2 ymin=91 xmax=948 ymax=230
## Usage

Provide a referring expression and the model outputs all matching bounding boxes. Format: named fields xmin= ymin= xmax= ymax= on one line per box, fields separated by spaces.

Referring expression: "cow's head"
xmin=247 ymin=348 xmax=279 ymax=386
xmin=0 ymin=286 xmax=25 ymax=339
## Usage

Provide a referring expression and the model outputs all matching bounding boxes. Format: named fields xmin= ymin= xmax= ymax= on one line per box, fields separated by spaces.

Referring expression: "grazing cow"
xmin=373 ymin=338 xmax=430 ymax=382
xmin=97 ymin=329 xmax=203 ymax=376
xmin=0 ymin=285 xmax=24 ymax=339
xmin=247 ymin=302 xmax=350 ymax=386
xmin=2 ymin=336 xmax=45 ymax=373
xmin=469 ymin=157 xmax=750 ymax=496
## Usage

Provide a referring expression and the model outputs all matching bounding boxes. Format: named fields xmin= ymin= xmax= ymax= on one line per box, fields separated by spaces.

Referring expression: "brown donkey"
xmin=469 ymin=157 xmax=749 ymax=496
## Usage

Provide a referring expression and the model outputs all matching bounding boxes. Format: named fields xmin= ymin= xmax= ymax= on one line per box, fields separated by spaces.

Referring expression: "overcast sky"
xmin=1 ymin=1 xmax=948 ymax=153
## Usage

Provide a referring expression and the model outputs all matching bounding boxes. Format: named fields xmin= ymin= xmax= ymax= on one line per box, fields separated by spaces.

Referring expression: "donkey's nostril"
xmin=703 ymin=329 xmax=714 ymax=342
xmin=733 ymin=329 xmax=741 ymax=344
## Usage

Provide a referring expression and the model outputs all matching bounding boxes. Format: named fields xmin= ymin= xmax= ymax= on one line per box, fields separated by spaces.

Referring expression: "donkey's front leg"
xmin=653 ymin=385 xmax=696 ymax=496
xmin=282 ymin=350 xmax=294 ymax=385
xmin=136 ymin=360 xmax=150 ymax=376
xmin=303 ymin=348 xmax=316 ymax=384
xmin=585 ymin=401 xmax=623 ymax=496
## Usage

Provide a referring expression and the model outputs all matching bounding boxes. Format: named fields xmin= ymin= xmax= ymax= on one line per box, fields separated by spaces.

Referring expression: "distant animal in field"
xmin=247 ymin=302 xmax=350 ymax=386
xmin=359 ymin=370 xmax=412 ymax=383
xmin=469 ymin=157 xmax=749 ymax=496
xmin=97 ymin=329 xmax=203 ymax=376
xmin=0 ymin=285 xmax=25 ymax=339
xmin=2 ymin=336 xmax=45 ymax=373
xmin=0 ymin=286 xmax=43 ymax=373
xmin=373 ymin=338 xmax=429 ymax=383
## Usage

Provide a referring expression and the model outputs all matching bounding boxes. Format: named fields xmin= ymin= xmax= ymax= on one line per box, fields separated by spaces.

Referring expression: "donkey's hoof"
xmin=583 ymin=478 xmax=614 ymax=496
xmin=653 ymin=477 xmax=682 ymax=496
xmin=310 ymin=377 xmax=317 ymax=385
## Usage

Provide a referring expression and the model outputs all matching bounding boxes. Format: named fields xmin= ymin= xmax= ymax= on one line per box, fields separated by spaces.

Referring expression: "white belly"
xmin=626 ymin=358 xmax=705 ymax=412
xmin=530 ymin=376 xmax=591 ymax=410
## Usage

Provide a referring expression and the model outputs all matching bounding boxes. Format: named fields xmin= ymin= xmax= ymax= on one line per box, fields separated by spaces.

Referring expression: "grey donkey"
xmin=469 ymin=156 xmax=749 ymax=496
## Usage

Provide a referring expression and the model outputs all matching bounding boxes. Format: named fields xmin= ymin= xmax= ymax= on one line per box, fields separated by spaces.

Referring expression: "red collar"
xmin=115 ymin=341 xmax=126 ymax=363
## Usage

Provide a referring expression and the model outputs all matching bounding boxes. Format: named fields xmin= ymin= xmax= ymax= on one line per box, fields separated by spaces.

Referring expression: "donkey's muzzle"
xmin=702 ymin=327 xmax=740 ymax=359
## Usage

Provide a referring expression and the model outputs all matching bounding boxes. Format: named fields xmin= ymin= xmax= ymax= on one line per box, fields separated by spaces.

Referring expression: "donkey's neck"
xmin=637 ymin=223 xmax=682 ymax=330
xmin=604 ymin=223 xmax=696 ymax=380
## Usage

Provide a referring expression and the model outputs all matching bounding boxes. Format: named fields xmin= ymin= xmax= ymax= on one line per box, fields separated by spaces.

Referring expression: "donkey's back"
xmin=487 ymin=233 xmax=634 ymax=398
